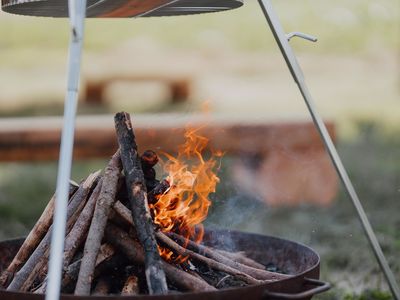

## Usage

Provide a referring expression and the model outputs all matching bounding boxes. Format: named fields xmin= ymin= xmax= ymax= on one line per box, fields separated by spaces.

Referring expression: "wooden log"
xmin=161 ymin=262 xmax=217 ymax=292
xmin=60 ymin=259 xmax=81 ymax=293
xmin=121 ymin=275 xmax=140 ymax=295
xmin=104 ymin=224 xmax=215 ymax=292
xmin=92 ymin=278 xmax=110 ymax=296
xmin=20 ymin=177 xmax=101 ymax=291
xmin=96 ymin=244 xmax=116 ymax=266
xmin=35 ymin=179 xmax=104 ymax=287
xmin=35 ymin=243 xmax=116 ymax=294
xmin=34 ymin=259 xmax=80 ymax=294
xmin=6 ymin=171 xmax=101 ymax=291
xmin=215 ymin=250 xmax=266 ymax=270
xmin=33 ymin=178 xmax=105 ymax=291
xmin=147 ymin=179 xmax=169 ymax=205
xmin=167 ymin=232 xmax=289 ymax=281
xmin=112 ymin=201 xmax=134 ymax=225
xmin=114 ymin=112 xmax=168 ymax=295
xmin=111 ymin=203 xmax=263 ymax=285
xmin=156 ymin=232 xmax=262 ymax=285
xmin=141 ymin=150 xmax=159 ymax=169
xmin=74 ymin=151 xmax=121 ymax=296
xmin=141 ymin=150 xmax=158 ymax=191
xmin=20 ymin=175 xmax=103 ymax=292
xmin=112 ymin=201 xmax=278 ymax=285
xmin=0 ymin=182 xmax=78 ymax=288
xmin=63 ymin=178 xmax=104 ymax=269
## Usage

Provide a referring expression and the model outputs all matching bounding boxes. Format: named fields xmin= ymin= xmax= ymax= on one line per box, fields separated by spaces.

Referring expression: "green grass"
xmin=0 ymin=159 xmax=107 ymax=238
xmin=0 ymin=0 xmax=398 ymax=59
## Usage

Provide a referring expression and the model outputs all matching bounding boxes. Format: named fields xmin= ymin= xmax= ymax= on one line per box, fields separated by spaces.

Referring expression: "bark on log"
xmin=92 ymin=278 xmax=110 ymax=295
xmin=112 ymin=201 xmax=133 ymax=225
xmin=74 ymin=151 xmax=121 ymax=296
xmin=121 ymin=275 xmax=140 ymax=295
xmin=60 ymin=259 xmax=81 ymax=293
xmin=35 ymin=243 xmax=115 ymax=294
xmin=141 ymin=150 xmax=159 ymax=169
xmin=215 ymin=250 xmax=266 ymax=270
xmin=112 ymin=202 xmax=278 ymax=284
xmin=20 ymin=174 xmax=102 ymax=292
xmin=156 ymin=232 xmax=262 ymax=285
xmin=141 ymin=150 xmax=159 ymax=191
xmin=0 ymin=183 xmax=78 ymax=288
xmin=104 ymin=224 xmax=215 ymax=292
xmin=167 ymin=232 xmax=289 ymax=281
xmin=147 ymin=180 xmax=169 ymax=205
xmin=114 ymin=112 xmax=167 ymax=295
xmin=6 ymin=171 xmax=101 ymax=291
xmin=34 ymin=179 xmax=104 ymax=286
xmin=63 ymin=178 xmax=104 ymax=269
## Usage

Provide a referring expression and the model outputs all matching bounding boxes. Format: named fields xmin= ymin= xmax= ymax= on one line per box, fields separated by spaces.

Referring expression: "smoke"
xmin=205 ymin=155 xmax=268 ymax=233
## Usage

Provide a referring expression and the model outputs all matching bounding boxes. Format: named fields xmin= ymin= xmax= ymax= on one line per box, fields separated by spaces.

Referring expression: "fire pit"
xmin=0 ymin=229 xmax=329 ymax=300
xmin=0 ymin=113 xmax=330 ymax=299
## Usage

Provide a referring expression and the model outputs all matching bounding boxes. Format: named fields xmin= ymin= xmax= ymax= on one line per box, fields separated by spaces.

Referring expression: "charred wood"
xmin=114 ymin=112 xmax=168 ymax=295
xmin=166 ymin=232 xmax=289 ymax=281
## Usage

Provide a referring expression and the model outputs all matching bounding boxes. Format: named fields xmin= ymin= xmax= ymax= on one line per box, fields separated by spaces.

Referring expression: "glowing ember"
xmin=150 ymin=128 xmax=222 ymax=261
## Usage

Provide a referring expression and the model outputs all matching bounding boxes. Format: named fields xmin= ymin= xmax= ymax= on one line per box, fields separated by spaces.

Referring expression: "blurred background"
xmin=0 ymin=0 xmax=399 ymax=299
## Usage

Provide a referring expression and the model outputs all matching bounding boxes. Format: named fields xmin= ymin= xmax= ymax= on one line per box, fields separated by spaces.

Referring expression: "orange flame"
xmin=150 ymin=128 xmax=222 ymax=261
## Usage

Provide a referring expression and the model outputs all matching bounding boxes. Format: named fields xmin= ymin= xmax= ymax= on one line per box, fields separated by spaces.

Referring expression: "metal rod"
xmin=286 ymin=31 xmax=318 ymax=43
xmin=46 ymin=1 xmax=87 ymax=300
xmin=258 ymin=0 xmax=400 ymax=299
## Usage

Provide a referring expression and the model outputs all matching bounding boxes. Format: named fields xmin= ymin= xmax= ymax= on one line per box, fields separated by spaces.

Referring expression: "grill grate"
xmin=1 ymin=0 xmax=243 ymax=17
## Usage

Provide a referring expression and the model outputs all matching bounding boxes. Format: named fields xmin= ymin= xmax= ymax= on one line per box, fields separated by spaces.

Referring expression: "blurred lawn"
xmin=0 ymin=0 xmax=398 ymax=55
xmin=0 ymin=0 xmax=399 ymax=134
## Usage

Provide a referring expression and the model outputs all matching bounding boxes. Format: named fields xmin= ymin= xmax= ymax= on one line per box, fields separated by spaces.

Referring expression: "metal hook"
xmin=286 ymin=32 xmax=318 ymax=43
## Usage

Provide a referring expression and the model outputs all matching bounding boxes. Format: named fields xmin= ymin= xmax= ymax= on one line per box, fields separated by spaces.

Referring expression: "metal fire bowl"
xmin=0 ymin=229 xmax=329 ymax=300
xmin=1 ymin=0 xmax=244 ymax=18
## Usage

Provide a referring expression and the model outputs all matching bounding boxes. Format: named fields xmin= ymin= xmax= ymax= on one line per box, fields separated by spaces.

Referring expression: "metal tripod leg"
xmin=257 ymin=0 xmax=400 ymax=299
xmin=46 ymin=1 xmax=87 ymax=300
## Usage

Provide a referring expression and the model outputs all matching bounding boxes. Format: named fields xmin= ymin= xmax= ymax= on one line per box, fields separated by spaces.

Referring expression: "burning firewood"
xmin=0 ymin=112 xmax=289 ymax=296
xmin=114 ymin=112 xmax=168 ymax=295
xmin=214 ymin=249 xmax=267 ymax=270
xmin=165 ymin=231 xmax=290 ymax=281
xmin=111 ymin=201 xmax=285 ymax=285
xmin=104 ymin=223 xmax=216 ymax=292
xmin=148 ymin=179 xmax=170 ymax=205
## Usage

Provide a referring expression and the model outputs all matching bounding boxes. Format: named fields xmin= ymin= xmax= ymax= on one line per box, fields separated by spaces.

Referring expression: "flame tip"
xmin=151 ymin=127 xmax=224 ymax=262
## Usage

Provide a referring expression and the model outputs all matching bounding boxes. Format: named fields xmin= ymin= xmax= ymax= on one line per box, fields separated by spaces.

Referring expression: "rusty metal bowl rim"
xmin=0 ymin=229 xmax=329 ymax=299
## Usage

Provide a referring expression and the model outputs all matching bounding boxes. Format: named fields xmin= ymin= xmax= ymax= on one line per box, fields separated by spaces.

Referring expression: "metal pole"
xmin=46 ymin=1 xmax=87 ymax=300
xmin=258 ymin=0 xmax=400 ymax=299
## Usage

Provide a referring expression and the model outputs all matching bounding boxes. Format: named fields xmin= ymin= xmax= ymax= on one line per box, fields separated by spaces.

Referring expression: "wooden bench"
xmin=0 ymin=114 xmax=338 ymax=206
xmin=83 ymin=76 xmax=191 ymax=105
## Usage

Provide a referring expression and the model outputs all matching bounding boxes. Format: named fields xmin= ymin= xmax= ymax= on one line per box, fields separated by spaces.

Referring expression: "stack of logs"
xmin=0 ymin=112 xmax=289 ymax=296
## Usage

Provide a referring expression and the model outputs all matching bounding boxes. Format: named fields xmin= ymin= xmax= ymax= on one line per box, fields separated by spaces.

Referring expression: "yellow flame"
xmin=150 ymin=128 xmax=221 ymax=261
